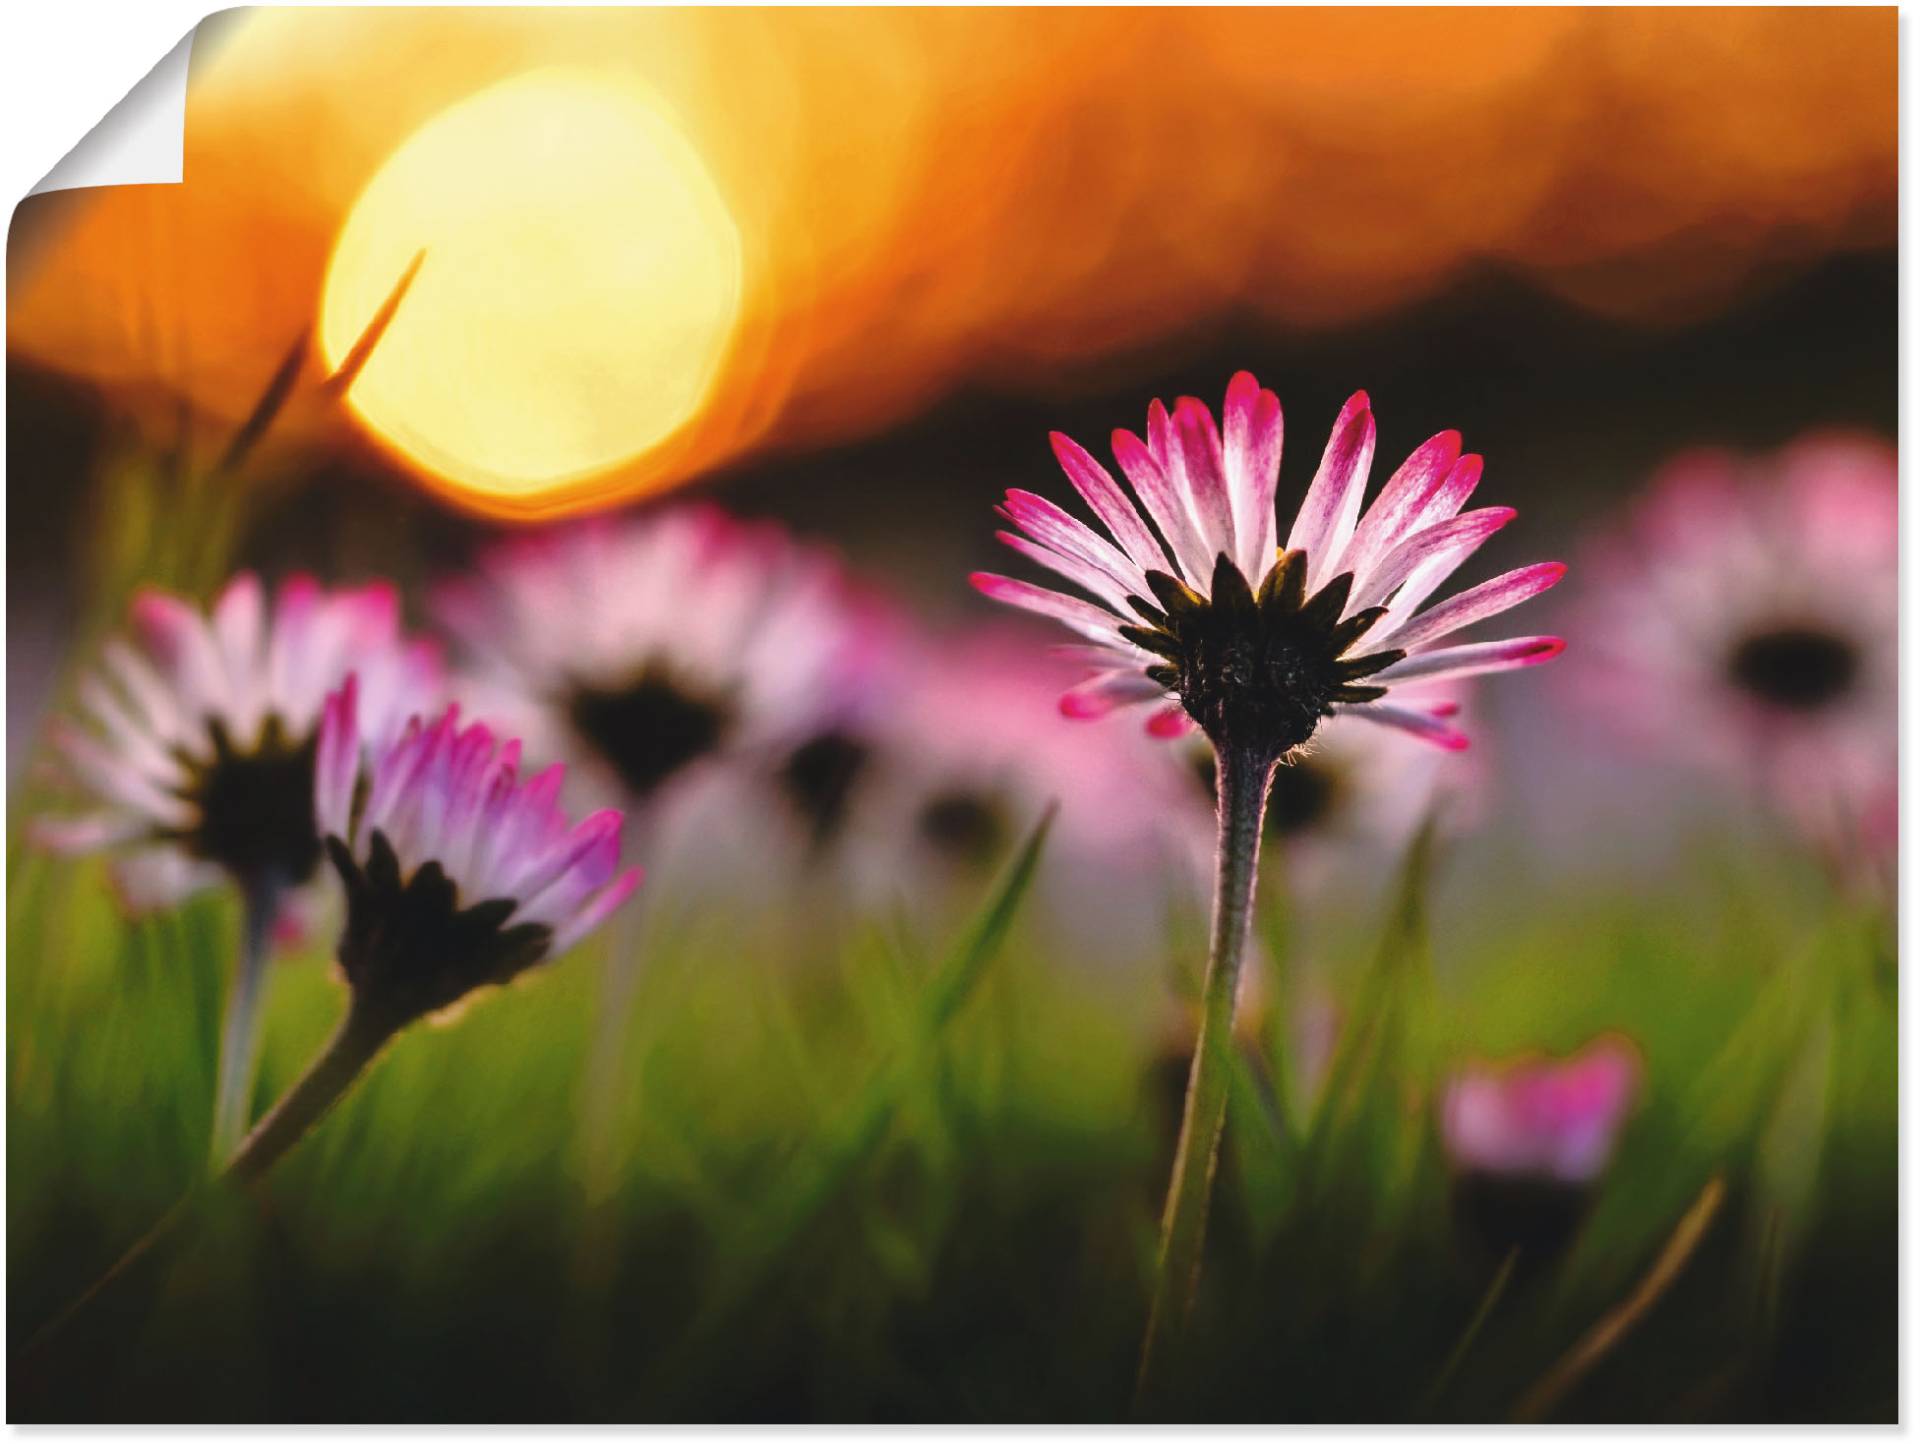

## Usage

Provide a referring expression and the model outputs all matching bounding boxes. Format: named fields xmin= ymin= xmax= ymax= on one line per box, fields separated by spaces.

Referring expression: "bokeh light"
xmin=6 ymin=8 xmax=1892 ymax=518
xmin=319 ymin=70 xmax=741 ymax=508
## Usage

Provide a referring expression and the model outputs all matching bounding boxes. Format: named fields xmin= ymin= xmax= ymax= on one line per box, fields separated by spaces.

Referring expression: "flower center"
xmin=780 ymin=729 xmax=872 ymax=846
xmin=568 ymin=669 xmax=732 ymax=798
xmin=173 ymin=716 xmax=322 ymax=885
xmin=1726 ymin=624 xmax=1858 ymax=713
xmin=328 ymin=831 xmax=551 ymax=1026
xmin=1123 ymin=551 xmax=1402 ymax=758
xmin=917 ymin=788 xmax=1009 ymax=868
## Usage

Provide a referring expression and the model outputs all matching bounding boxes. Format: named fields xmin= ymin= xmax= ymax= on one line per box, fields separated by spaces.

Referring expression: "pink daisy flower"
xmin=313 ymin=682 xmax=643 ymax=1025
xmin=1569 ymin=435 xmax=1895 ymax=867
xmin=1440 ymin=1034 xmax=1643 ymax=1263
xmin=823 ymin=626 xmax=1199 ymax=949
xmin=35 ymin=571 xmax=441 ymax=910
xmin=971 ymin=372 xmax=1565 ymax=757
xmin=433 ymin=505 xmax=888 ymax=808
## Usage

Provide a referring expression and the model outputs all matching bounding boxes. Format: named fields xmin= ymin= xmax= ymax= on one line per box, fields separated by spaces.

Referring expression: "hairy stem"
xmin=223 ymin=991 xmax=401 ymax=1184
xmin=209 ymin=873 xmax=280 ymax=1167
xmin=1136 ymin=742 xmax=1273 ymax=1415
xmin=22 ymin=988 xmax=402 ymax=1385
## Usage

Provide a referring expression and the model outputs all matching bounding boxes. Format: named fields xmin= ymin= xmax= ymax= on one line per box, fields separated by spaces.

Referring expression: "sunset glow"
xmin=318 ymin=70 xmax=742 ymax=510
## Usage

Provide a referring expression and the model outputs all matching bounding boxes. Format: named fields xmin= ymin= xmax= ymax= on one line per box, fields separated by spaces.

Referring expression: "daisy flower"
xmin=433 ymin=505 xmax=887 ymax=810
xmin=971 ymin=373 xmax=1565 ymax=757
xmin=812 ymin=625 xmax=1200 ymax=952
xmin=222 ymin=682 xmax=643 ymax=1186
xmin=969 ymin=372 xmax=1563 ymax=1402
xmin=1440 ymin=1035 xmax=1642 ymax=1266
xmin=36 ymin=571 xmax=439 ymax=907
xmin=311 ymin=683 xmax=643 ymax=1032
xmin=34 ymin=571 xmax=441 ymax=1160
xmin=1569 ymin=435 xmax=1895 ymax=873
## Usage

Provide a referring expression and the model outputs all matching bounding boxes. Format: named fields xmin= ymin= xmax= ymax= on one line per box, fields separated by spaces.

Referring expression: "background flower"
xmin=1565 ymin=435 xmax=1895 ymax=869
xmin=433 ymin=506 xmax=890 ymax=826
xmin=35 ymin=572 xmax=441 ymax=914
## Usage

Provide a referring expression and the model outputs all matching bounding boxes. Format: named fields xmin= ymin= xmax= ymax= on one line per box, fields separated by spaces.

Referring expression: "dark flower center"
xmin=170 ymin=715 xmax=322 ymax=885
xmin=917 ymin=788 xmax=1010 ymax=868
xmin=1727 ymin=624 xmax=1858 ymax=713
xmin=1122 ymin=551 xmax=1402 ymax=759
xmin=327 ymin=831 xmax=551 ymax=1027
xmin=568 ymin=669 xmax=732 ymax=798
xmin=1191 ymin=749 xmax=1344 ymax=839
xmin=780 ymin=729 xmax=873 ymax=846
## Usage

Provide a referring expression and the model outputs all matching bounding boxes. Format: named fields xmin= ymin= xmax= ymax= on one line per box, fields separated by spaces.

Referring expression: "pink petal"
xmin=29 ymin=812 xmax=147 ymax=854
xmin=969 ymin=573 xmax=1125 ymax=644
xmin=1381 ymin=562 xmax=1567 ymax=650
xmin=1286 ymin=392 xmax=1375 ymax=590
xmin=102 ymin=640 xmax=181 ymax=740
xmin=211 ymin=572 xmax=266 ymax=716
xmin=1112 ymin=428 xmax=1212 ymax=585
xmin=1050 ymin=431 xmax=1171 ymax=576
xmin=1001 ymin=489 xmax=1148 ymax=595
xmin=1146 ymin=398 xmax=1176 ymax=474
xmin=1349 ymin=507 xmax=1516 ymax=613
xmin=1335 ymin=430 xmax=1463 ymax=592
xmin=996 ymin=532 xmax=1134 ymax=612
xmin=1170 ymin=395 xmax=1236 ymax=569
xmin=1145 ymin=704 xmax=1197 ymax=739
xmin=549 ymin=865 xmax=644 ymax=956
xmin=130 ymin=589 xmax=227 ymax=717
xmin=1223 ymin=371 xmax=1283 ymax=580
xmin=51 ymin=722 xmax=194 ymax=826
xmin=511 ymin=807 xmax=623 ymax=903
xmin=1059 ymin=669 xmax=1165 ymax=720
xmin=1373 ymin=635 xmax=1566 ymax=684
xmin=313 ymin=676 xmax=361 ymax=840
xmin=1411 ymin=453 xmax=1483 ymax=533
xmin=1334 ymin=702 xmax=1470 ymax=751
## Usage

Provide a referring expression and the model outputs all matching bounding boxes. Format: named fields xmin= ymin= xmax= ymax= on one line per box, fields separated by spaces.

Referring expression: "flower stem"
xmin=1136 ymin=741 xmax=1272 ymax=1415
xmin=209 ymin=873 xmax=280 ymax=1168
xmin=223 ymin=991 xmax=401 ymax=1183
xmin=20 ymin=989 xmax=402 ymax=1386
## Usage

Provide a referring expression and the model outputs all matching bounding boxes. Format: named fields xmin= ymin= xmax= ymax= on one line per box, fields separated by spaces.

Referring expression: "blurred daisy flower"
xmin=971 ymin=372 xmax=1565 ymax=756
xmin=1569 ymin=435 xmax=1895 ymax=871
xmin=1440 ymin=1034 xmax=1643 ymax=1265
xmin=1175 ymin=682 xmax=1482 ymax=882
xmin=815 ymin=625 xmax=1199 ymax=950
xmin=35 ymin=571 xmax=440 ymax=911
xmin=433 ymin=506 xmax=889 ymax=813
xmin=224 ymin=682 xmax=641 ymax=1182
xmin=313 ymin=682 xmax=643 ymax=1028
xmin=34 ymin=571 xmax=444 ymax=1159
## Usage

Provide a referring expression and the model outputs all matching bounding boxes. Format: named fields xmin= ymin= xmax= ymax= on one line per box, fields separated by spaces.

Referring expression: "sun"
xmin=319 ymin=70 xmax=743 ymax=512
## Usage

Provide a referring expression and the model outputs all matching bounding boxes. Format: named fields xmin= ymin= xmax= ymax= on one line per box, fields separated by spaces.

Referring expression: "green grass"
xmin=6 ymin=806 xmax=1896 ymax=1421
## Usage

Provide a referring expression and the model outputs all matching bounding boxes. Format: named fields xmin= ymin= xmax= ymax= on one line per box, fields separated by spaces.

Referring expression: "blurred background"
xmin=6 ymin=7 xmax=1897 ymax=1423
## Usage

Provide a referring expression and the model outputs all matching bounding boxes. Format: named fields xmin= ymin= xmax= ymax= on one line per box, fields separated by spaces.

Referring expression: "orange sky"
xmin=7 ymin=7 xmax=1896 ymax=519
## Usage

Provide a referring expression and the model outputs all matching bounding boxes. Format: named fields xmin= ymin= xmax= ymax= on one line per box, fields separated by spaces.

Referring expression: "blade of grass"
xmin=1512 ymin=1174 xmax=1727 ymax=1422
xmin=1301 ymin=814 xmax=1439 ymax=1177
xmin=626 ymin=805 xmax=1055 ymax=1411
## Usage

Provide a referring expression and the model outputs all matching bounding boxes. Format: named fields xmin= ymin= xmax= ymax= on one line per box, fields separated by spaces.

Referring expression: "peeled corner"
xmin=27 ymin=26 xmax=196 ymax=196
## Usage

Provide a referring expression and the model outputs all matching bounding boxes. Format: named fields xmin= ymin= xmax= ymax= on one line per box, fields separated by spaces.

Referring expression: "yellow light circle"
xmin=320 ymin=70 xmax=743 ymax=509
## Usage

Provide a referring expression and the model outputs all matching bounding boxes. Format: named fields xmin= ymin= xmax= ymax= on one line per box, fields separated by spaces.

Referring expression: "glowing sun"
xmin=320 ymin=70 xmax=743 ymax=511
